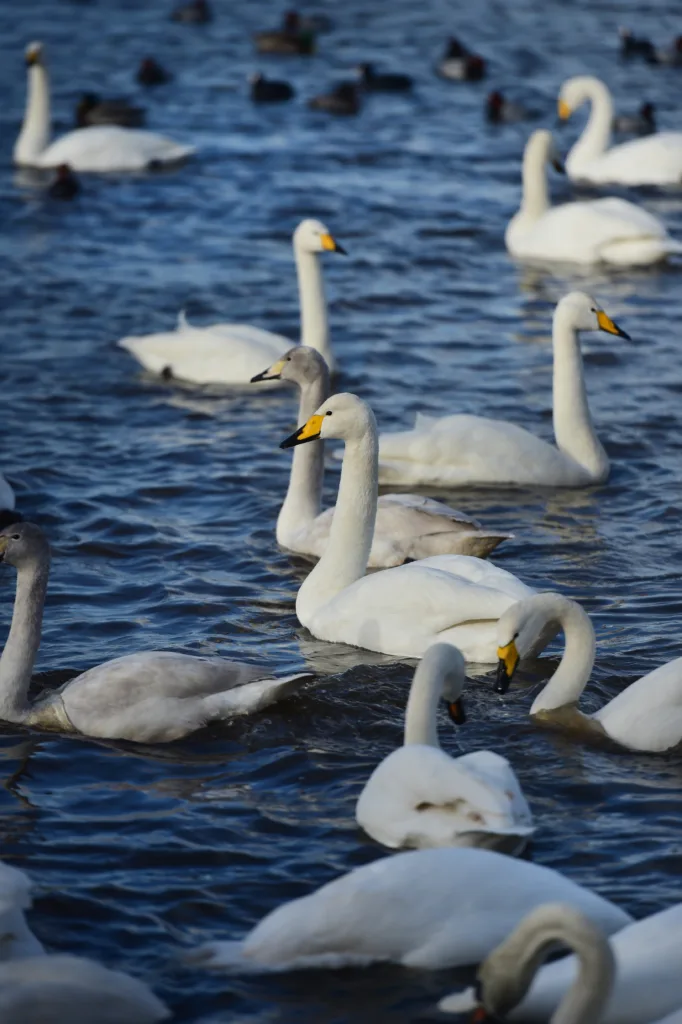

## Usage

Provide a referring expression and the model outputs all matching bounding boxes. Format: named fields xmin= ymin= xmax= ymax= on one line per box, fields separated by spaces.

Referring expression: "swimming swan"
xmin=355 ymin=643 xmax=534 ymax=852
xmin=440 ymin=901 xmax=682 ymax=1024
xmin=376 ymin=292 xmax=628 ymax=488
xmin=495 ymin=593 xmax=682 ymax=752
xmin=559 ymin=76 xmax=682 ymax=185
xmin=14 ymin=43 xmax=194 ymax=172
xmin=252 ymin=346 xmax=511 ymax=565
xmin=0 ymin=523 xmax=312 ymax=742
xmin=119 ymin=219 xmax=345 ymax=384
xmin=0 ymin=859 xmax=44 ymax=960
xmin=506 ymin=130 xmax=682 ymax=266
xmin=281 ymin=392 xmax=556 ymax=662
xmin=190 ymin=846 xmax=631 ymax=972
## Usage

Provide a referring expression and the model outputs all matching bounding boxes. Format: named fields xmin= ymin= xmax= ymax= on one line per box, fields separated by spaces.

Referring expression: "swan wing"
xmin=570 ymin=132 xmax=682 ymax=184
xmin=38 ymin=126 xmax=194 ymax=172
xmin=593 ymin=656 xmax=682 ymax=752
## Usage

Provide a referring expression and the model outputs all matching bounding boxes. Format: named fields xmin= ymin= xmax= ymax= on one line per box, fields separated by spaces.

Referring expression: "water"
xmin=1 ymin=0 xmax=682 ymax=1019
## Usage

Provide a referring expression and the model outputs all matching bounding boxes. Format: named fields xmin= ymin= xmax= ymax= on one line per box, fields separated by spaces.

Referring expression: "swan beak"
xmin=321 ymin=233 xmax=347 ymax=255
xmin=280 ymin=413 xmax=325 ymax=449
xmin=495 ymin=640 xmax=519 ymax=694
xmin=558 ymin=98 xmax=572 ymax=120
xmin=448 ymin=698 xmax=467 ymax=725
xmin=0 ymin=537 xmax=8 ymax=561
xmin=552 ymin=157 xmax=565 ymax=174
xmin=596 ymin=310 xmax=630 ymax=340
xmin=251 ymin=358 xmax=285 ymax=383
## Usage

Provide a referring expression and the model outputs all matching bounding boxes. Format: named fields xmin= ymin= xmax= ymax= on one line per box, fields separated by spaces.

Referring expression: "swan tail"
xmin=438 ymin=986 xmax=477 ymax=1014
xmin=176 ymin=309 xmax=191 ymax=330
xmin=414 ymin=531 xmax=513 ymax=560
xmin=600 ymin=236 xmax=682 ymax=266
xmin=201 ymin=672 xmax=314 ymax=720
xmin=185 ymin=940 xmax=260 ymax=973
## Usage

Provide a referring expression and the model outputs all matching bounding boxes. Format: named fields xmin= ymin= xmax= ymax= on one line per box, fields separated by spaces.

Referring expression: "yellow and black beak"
xmin=596 ymin=309 xmax=630 ymax=340
xmin=495 ymin=640 xmax=519 ymax=694
xmin=448 ymin=698 xmax=467 ymax=726
xmin=250 ymin=358 xmax=285 ymax=384
xmin=280 ymin=413 xmax=325 ymax=449
xmin=557 ymin=98 xmax=572 ymax=120
xmin=321 ymin=232 xmax=347 ymax=256
xmin=0 ymin=536 xmax=9 ymax=562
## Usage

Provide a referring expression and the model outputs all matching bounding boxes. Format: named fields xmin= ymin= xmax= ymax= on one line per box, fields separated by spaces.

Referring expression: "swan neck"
xmin=15 ymin=64 xmax=51 ymax=165
xmin=552 ymin=311 xmax=608 ymax=482
xmin=404 ymin=660 xmax=454 ymax=747
xmin=531 ymin=598 xmax=595 ymax=714
xmin=0 ymin=559 xmax=49 ymax=721
xmin=520 ymin=136 xmax=551 ymax=221
xmin=567 ymin=81 xmax=613 ymax=173
xmin=276 ymin=372 xmax=329 ymax=547
xmin=295 ymin=248 xmax=333 ymax=371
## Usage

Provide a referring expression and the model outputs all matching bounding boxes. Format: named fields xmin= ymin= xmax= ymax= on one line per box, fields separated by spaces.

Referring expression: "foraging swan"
xmin=191 ymin=846 xmax=631 ymax=972
xmin=559 ymin=76 xmax=682 ymax=185
xmin=14 ymin=43 xmax=193 ymax=172
xmin=119 ymin=219 xmax=345 ymax=384
xmin=506 ymin=131 xmax=681 ymax=266
xmin=495 ymin=593 xmax=682 ymax=752
xmin=377 ymin=293 xmax=628 ymax=488
xmin=355 ymin=643 xmax=534 ymax=852
xmin=0 ymin=859 xmax=44 ymax=960
xmin=281 ymin=393 xmax=554 ymax=662
xmin=253 ymin=346 xmax=511 ymax=565
xmin=440 ymin=901 xmax=682 ymax=1024
xmin=0 ymin=523 xmax=311 ymax=742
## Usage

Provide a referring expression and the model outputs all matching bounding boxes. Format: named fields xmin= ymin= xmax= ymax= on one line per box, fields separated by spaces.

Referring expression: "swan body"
xmin=0 ymin=524 xmax=312 ymax=742
xmin=253 ymin=346 xmax=511 ymax=566
xmin=496 ymin=593 xmax=682 ymax=753
xmin=559 ymin=76 xmax=682 ymax=185
xmin=441 ymin=902 xmax=682 ymax=1024
xmin=281 ymin=393 xmax=554 ymax=663
xmin=0 ymin=860 xmax=44 ymax=960
xmin=191 ymin=846 xmax=631 ymax=973
xmin=377 ymin=293 xmax=627 ymax=488
xmin=506 ymin=131 xmax=681 ymax=266
xmin=14 ymin=43 xmax=193 ymax=171
xmin=355 ymin=644 xmax=534 ymax=852
xmin=119 ymin=219 xmax=345 ymax=384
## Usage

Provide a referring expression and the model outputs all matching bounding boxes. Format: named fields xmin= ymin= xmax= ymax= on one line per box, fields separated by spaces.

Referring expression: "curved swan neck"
xmin=276 ymin=369 xmax=329 ymax=546
xmin=404 ymin=659 xmax=460 ymax=747
xmin=295 ymin=246 xmax=333 ymax=372
xmin=0 ymin=558 xmax=49 ymax=721
xmin=552 ymin=305 xmax=608 ymax=482
xmin=14 ymin=63 xmax=51 ymax=166
xmin=520 ymin=133 xmax=551 ymax=222
xmin=530 ymin=596 xmax=595 ymax=714
xmin=566 ymin=79 xmax=613 ymax=174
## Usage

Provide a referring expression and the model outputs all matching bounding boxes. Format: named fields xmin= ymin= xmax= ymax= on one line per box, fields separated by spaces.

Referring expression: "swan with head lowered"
xmin=281 ymin=393 xmax=556 ymax=663
xmin=119 ymin=220 xmax=345 ymax=384
xmin=495 ymin=593 xmax=682 ymax=752
xmin=376 ymin=293 xmax=628 ymax=488
xmin=506 ymin=130 xmax=681 ymax=265
xmin=559 ymin=76 xmax=682 ymax=185
xmin=252 ymin=346 xmax=511 ymax=565
xmin=14 ymin=43 xmax=193 ymax=172
xmin=0 ymin=522 xmax=312 ymax=742
xmin=355 ymin=643 xmax=534 ymax=853
xmin=440 ymin=901 xmax=682 ymax=1024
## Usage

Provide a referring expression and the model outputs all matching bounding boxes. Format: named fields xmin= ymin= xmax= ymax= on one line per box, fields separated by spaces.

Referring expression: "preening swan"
xmin=0 ymin=523 xmax=312 ymax=742
xmin=281 ymin=392 xmax=555 ymax=662
xmin=559 ymin=76 xmax=682 ymax=185
xmin=0 ymin=859 xmax=44 ymax=960
xmin=440 ymin=901 xmax=682 ymax=1024
xmin=495 ymin=593 xmax=682 ymax=752
xmin=506 ymin=130 xmax=681 ymax=266
xmin=119 ymin=220 xmax=345 ymax=384
xmin=253 ymin=346 xmax=511 ymax=565
xmin=377 ymin=293 xmax=628 ymax=488
xmin=355 ymin=643 xmax=534 ymax=852
xmin=14 ymin=43 xmax=194 ymax=172
xmin=190 ymin=846 xmax=631 ymax=972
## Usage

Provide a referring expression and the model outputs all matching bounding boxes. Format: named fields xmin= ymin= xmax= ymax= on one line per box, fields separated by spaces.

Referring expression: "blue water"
xmin=1 ymin=0 xmax=681 ymax=1020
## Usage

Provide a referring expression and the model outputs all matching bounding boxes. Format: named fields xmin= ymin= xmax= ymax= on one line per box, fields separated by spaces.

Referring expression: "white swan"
xmin=559 ymin=76 xmax=682 ymax=185
xmin=0 ymin=859 xmax=44 ymax=960
xmin=376 ymin=293 xmax=627 ymax=489
xmin=355 ymin=643 xmax=534 ymax=852
xmin=190 ymin=846 xmax=631 ymax=973
xmin=440 ymin=901 xmax=682 ymax=1024
xmin=281 ymin=392 xmax=557 ymax=662
xmin=506 ymin=130 xmax=682 ymax=266
xmin=495 ymin=593 xmax=682 ymax=753
xmin=14 ymin=43 xmax=194 ymax=172
xmin=253 ymin=346 xmax=511 ymax=565
xmin=119 ymin=220 xmax=345 ymax=384
xmin=0 ymin=523 xmax=312 ymax=742
xmin=0 ymin=955 xmax=169 ymax=1023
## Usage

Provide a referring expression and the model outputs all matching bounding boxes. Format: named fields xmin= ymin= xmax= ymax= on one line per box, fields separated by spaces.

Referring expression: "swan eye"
xmin=590 ymin=307 xmax=597 ymax=313
xmin=10 ymin=535 xmax=19 ymax=541
xmin=325 ymin=411 xmax=332 ymax=416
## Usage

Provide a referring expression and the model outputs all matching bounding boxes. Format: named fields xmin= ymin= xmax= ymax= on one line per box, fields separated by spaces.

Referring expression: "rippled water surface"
xmin=1 ymin=0 xmax=682 ymax=1020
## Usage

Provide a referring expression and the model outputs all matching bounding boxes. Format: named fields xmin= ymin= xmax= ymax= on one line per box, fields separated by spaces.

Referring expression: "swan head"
xmin=280 ymin=392 xmax=375 ymax=448
xmin=293 ymin=219 xmax=347 ymax=255
xmin=420 ymin=643 xmax=467 ymax=724
xmin=25 ymin=41 xmax=44 ymax=67
xmin=0 ymin=522 xmax=50 ymax=572
xmin=554 ymin=292 xmax=630 ymax=339
xmin=525 ymin=129 xmax=565 ymax=173
xmin=557 ymin=75 xmax=605 ymax=120
xmin=495 ymin=593 xmax=563 ymax=693
xmin=251 ymin=345 xmax=328 ymax=386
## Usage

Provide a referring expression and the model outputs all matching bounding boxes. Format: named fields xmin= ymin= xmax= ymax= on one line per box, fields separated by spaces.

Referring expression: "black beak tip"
xmin=552 ymin=159 xmax=566 ymax=174
xmin=494 ymin=663 xmax=511 ymax=695
xmin=618 ymin=327 xmax=632 ymax=341
xmin=335 ymin=243 xmax=348 ymax=256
